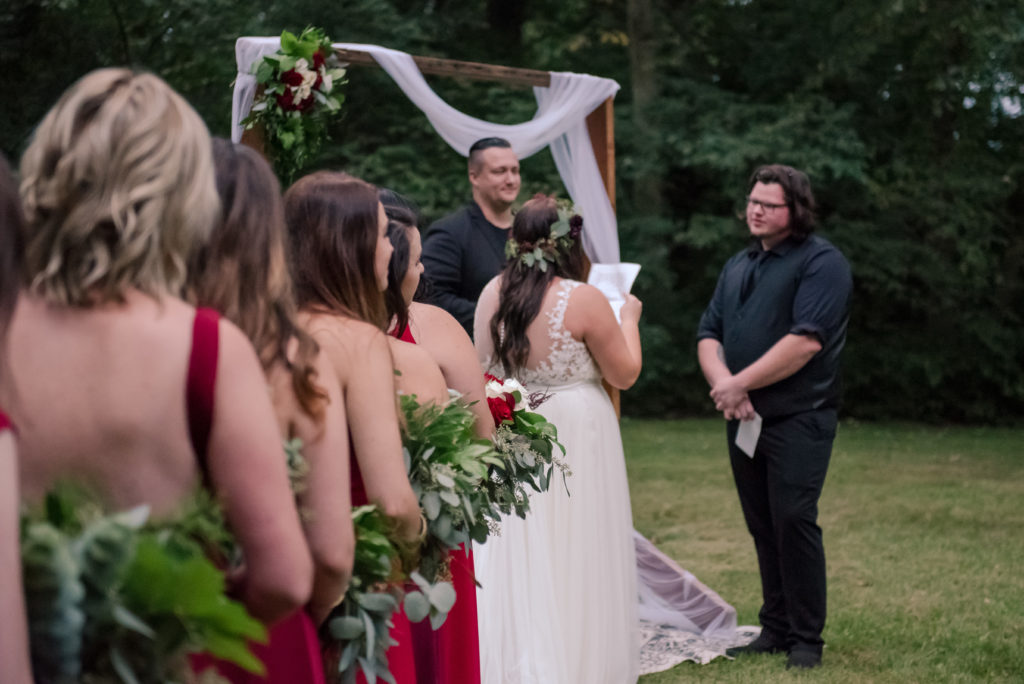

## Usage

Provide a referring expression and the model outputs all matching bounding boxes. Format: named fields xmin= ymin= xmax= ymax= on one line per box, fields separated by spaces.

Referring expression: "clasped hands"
xmin=710 ymin=375 xmax=756 ymax=422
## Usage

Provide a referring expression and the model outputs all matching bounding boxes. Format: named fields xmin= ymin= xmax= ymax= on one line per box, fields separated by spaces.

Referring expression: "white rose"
xmin=484 ymin=379 xmax=506 ymax=399
xmin=500 ymin=379 xmax=528 ymax=410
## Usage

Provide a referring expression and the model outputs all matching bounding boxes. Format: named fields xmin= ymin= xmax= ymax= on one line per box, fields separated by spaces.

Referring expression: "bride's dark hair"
xmin=490 ymin=194 xmax=585 ymax=377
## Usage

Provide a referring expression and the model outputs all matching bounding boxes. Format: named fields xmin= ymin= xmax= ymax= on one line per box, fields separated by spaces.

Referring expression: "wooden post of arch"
xmin=240 ymin=49 xmax=622 ymax=415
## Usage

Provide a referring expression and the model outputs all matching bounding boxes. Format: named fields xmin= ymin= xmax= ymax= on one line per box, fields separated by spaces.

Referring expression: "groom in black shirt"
xmin=696 ymin=164 xmax=852 ymax=670
xmin=421 ymin=137 xmax=520 ymax=338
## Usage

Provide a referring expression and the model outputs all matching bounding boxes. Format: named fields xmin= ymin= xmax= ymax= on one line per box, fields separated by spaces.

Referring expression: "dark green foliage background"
xmin=3 ymin=0 xmax=1022 ymax=423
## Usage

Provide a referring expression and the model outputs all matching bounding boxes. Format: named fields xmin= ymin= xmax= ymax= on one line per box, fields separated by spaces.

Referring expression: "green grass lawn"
xmin=624 ymin=418 xmax=1024 ymax=683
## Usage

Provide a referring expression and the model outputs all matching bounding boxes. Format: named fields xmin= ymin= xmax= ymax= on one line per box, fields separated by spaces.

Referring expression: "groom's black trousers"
xmin=727 ymin=408 xmax=836 ymax=651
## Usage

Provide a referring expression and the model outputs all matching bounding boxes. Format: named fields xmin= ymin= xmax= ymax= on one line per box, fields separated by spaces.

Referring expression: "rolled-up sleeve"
xmin=790 ymin=249 xmax=852 ymax=345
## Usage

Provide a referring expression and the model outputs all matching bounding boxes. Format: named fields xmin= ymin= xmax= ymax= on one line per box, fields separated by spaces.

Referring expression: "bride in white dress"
xmin=473 ymin=195 xmax=643 ymax=684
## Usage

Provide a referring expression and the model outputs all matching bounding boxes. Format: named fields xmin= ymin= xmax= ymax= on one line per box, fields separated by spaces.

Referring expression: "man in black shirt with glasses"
xmin=697 ymin=164 xmax=852 ymax=670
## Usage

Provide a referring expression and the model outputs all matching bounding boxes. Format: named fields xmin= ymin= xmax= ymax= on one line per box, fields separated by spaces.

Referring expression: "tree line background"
xmin=3 ymin=0 xmax=1022 ymax=423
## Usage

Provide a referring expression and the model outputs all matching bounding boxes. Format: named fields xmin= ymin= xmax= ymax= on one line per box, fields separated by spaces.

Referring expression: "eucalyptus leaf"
xmin=427 ymin=581 xmax=456 ymax=613
xmin=328 ymin=615 xmax=365 ymax=640
xmin=403 ymin=590 xmax=430 ymax=623
xmin=109 ymin=645 xmax=142 ymax=684
xmin=358 ymin=591 xmax=398 ymax=613
xmin=422 ymin=491 xmax=442 ymax=520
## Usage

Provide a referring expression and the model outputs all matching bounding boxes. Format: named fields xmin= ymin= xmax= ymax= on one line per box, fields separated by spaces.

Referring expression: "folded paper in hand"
xmin=735 ymin=412 xmax=762 ymax=458
xmin=586 ymin=263 xmax=641 ymax=322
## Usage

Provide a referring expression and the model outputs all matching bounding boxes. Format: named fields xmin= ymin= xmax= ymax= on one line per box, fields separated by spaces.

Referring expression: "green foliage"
xmin=400 ymin=393 xmax=498 ymax=580
xmin=324 ymin=505 xmax=403 ymax=684
xmin=20 ymin=487 xmax=266 ymax=683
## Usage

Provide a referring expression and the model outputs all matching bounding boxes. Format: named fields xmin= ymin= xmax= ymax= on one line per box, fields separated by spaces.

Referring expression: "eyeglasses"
xmin=746 ymin=196 xmax=788 ymax=212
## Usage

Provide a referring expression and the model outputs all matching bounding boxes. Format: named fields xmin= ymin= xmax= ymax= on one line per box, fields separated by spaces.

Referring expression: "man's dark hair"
xmin=747 ymin=164 xmax=817 ymax=239
xmin=468 ymin=137 xmax=513 ymax=171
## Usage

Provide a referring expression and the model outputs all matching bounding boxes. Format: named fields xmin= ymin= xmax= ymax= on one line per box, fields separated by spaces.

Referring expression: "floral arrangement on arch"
xmin=483 ymin=374 xmax=570 ymax=519
xmin=241 ymin=27 xmax=347 ymax=183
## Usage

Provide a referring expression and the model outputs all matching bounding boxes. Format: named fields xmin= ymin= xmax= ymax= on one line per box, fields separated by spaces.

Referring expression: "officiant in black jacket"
xmin=421 ymin=137 xmax=521 ymax=338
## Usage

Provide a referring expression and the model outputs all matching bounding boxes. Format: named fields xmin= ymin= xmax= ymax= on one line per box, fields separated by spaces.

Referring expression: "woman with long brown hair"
xmin=6 ymin=69 xmax=311 ymax=626
xmin=380 ymin=190 xmax=488 ymax=684
xmin=285 ymin=171 xmax=443 ymax=684
xmin=473 ymin=194 xmax=643 ymax=683
xmin=188 ymin=139 xmax=355 ymax=682
xmin=0 ymin=152 xmax=33 ymax=684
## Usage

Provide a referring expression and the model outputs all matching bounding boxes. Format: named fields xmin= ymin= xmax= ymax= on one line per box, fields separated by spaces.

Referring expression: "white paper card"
xmin=587 ymin=262 xmax=641 ymax=322
xmin=735 ymin=412 xmax=763 ymax=458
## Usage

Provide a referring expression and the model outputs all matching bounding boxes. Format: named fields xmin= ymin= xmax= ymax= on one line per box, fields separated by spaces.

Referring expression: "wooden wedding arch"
xmin=239 ymin=47 xmax=622 ymax=414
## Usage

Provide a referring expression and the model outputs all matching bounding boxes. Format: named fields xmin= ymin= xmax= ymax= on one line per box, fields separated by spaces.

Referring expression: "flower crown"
xmin=504 ymin=203 xmax=583 ymax=272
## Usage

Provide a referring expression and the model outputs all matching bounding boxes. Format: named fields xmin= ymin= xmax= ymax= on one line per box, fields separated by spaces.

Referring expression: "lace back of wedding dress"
xmin=510 ymin=279 xmax=601 ymax=388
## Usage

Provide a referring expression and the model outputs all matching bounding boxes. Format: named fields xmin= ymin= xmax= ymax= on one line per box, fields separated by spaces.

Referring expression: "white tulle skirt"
xmin=474 ymin=380 xmax=640 ymax=684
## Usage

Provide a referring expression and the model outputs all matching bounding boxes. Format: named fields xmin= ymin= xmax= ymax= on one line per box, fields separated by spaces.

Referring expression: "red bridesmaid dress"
xmin=187 ymin=308 xmax=326 ymax=684
xmin=391 ymin=324 xmax=481 ymax=684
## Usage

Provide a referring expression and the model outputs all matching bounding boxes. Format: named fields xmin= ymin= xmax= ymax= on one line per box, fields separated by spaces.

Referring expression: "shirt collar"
xmin=746 ymin=234 xmax=801 ymax=258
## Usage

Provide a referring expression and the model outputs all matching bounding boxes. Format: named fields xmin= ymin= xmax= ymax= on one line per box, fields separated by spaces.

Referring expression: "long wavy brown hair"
xmin=190 ymin=139 xmax=326 ymax=422
xmin=284 ymin=171 xmax=389 ymax=330
xmin=490 ymin=194 xmax=585 ymax=377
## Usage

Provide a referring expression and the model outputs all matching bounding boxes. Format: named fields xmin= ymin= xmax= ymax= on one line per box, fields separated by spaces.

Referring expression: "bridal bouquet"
xmin=20 ymin=486 xmax=266 ymax=683
xmin=483 ymin=374 xmax=569 ymax=520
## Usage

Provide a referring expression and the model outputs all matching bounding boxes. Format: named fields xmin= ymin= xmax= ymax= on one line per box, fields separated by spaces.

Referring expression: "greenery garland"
xmin=241 ymin=27 xmax=347 ymax=183
xmin=399 ymin=393 xmax=502 ymax=583
xmin=20 ymin=486 xmax=266 ymax=683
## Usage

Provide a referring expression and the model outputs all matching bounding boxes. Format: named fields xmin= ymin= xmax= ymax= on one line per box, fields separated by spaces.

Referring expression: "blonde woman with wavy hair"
xmin=6 ymin=68 xmax=313 ymax=626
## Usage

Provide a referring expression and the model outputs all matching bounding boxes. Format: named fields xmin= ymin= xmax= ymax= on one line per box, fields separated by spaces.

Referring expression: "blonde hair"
xmin=18 ymin=68 xmax=219 ymax=305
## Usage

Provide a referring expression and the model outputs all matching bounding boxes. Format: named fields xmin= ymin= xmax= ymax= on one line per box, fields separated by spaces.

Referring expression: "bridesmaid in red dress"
xmin=7 ymin=68 xmax=311 ymax=634
xmin=285 ymin=172 xmax=443 ymax=684
xmin=0 ymin=152 xmax=33 ymax=684
xmin=380 ymin=192 xmax=492 ymax=684
xmin=188 ymin=139 xmax=356 ymax=683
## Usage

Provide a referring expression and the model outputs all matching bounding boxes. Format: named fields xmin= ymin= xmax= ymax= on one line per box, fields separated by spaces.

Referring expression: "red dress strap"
xmin=187 ymin=307 xmax=220 ymax=477
xmin=0 ymin=409 xmax=13 ymax=434
xmin=390 ymin=324 xmax=417 ymax=344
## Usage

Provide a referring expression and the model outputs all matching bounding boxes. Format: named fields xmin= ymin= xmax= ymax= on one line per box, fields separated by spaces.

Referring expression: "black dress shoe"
xmin=725 ymin=632 xmax=787 ymax=657
xmin=786 ymin=648 xmax=823 ymax=669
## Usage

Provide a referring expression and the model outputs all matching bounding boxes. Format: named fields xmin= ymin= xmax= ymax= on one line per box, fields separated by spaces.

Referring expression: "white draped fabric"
xmin=231 ymin=37 xmax=621 ymax=262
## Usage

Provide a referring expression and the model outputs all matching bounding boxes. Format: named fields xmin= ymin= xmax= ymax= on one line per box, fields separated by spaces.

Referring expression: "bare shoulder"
xmin=303 ymin=313 xmax=388 ymax=356
xmin=480 ymin=275 xmax=502 ymax=297
xmin=387 ymin=336 xmax=432 ymax=367
xmin=562 ymin=281 xmax=616 ymax=335
xmin=564 ymin=281 xmax=610 ymax=310
xmin=410 ymin=302 xmax=464 ymax=334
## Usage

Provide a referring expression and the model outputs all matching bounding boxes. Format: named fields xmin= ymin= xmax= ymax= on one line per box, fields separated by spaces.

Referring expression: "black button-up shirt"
xmin=697 ymin=234 xmax=852 ymax=418
xmin=422 ymin=201 xmax=510 ymax=337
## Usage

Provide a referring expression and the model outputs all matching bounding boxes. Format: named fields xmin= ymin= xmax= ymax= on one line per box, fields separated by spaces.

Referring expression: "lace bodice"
xmin=485 ymin=279 xmax=602 ymax=389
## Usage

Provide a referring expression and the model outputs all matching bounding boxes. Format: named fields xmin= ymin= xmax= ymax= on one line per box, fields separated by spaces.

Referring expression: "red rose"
xmin=276 ymin=90 xmax=297 ymax=110
xmin=297 ymin=94 xmax=316 ymax=111
xmin=314 ymin=72 xmax=323 ymax=90
xmin=312 ymin=50 xmax=325 ymax=69
xmin=281 ymin=69 xmax=304 ymax=87
xmin=487 ymin=395 xmax=515 ymax=426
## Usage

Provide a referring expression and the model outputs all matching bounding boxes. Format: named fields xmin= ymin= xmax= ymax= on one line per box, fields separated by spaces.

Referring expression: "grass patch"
xmin=625 ymin=418 xmax=1024 ymax=683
